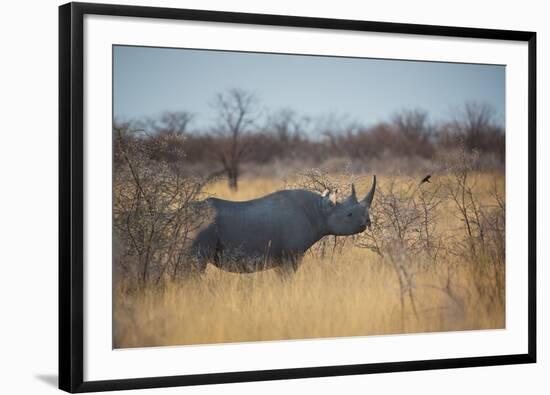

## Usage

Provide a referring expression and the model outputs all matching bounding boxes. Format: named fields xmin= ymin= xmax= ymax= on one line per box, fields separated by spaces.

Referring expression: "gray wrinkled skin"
xmin=190 ymin=176 xmax=376 ymax=275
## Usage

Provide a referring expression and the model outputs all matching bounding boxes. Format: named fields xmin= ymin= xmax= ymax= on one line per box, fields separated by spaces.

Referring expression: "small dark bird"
xmin=420 ymin=174 xmax=432 ymax=185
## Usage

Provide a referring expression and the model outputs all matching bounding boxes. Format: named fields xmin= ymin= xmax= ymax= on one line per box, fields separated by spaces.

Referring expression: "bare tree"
xmin=155 ymin=111 xmax=194 ymax=135
xmin=391 ymin=109 xmax=434 ymax=158
xmin=135 ymin=111 xmax=194 ymax=136
xmin=212 ymin=89 xmax=260 ymax=190
xmin=266 ymin=108 xmax=309 ymax=143
xmin=452 ymin=101 xmax=501 ymax=151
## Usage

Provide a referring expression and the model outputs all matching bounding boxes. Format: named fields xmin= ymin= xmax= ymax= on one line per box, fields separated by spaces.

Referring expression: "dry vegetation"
xmin=113 ymin=93 xmax=505 ymax=348
xmin=113 ymin=170 xmax=505 ymax=348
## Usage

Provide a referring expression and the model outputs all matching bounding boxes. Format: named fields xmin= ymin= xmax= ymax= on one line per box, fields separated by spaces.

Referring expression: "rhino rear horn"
xmin=350 ymin=183 xmax=357 ymax=202
xmin=343 ymin=183 xmax=358 ymax=205
xmin=361 ymin=175 xmax=376 ymax=209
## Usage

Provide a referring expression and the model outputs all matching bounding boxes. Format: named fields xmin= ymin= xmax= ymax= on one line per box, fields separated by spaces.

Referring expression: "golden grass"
xmin=113 ymin=173 xmax=505 ymax=348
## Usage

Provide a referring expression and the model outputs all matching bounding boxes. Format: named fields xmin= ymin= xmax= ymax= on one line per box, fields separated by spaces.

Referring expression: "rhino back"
xmin=207 ymin=190 xmax=321 ymax=258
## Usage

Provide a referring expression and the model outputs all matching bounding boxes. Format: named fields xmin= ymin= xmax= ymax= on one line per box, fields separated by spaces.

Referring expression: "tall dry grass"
xmin=113 ymin=173 xmax=505 ymax=348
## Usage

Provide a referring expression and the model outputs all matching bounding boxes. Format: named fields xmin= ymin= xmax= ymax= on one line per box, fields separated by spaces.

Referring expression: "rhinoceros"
xmin=189 ymin=176 xmax=376 ymax=275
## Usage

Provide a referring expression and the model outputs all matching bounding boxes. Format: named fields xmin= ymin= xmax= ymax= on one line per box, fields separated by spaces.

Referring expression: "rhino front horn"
xmin=361 ymin=175 xmax=376 ymax=209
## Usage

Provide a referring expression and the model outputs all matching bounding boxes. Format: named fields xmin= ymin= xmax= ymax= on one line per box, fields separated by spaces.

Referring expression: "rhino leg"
xmin=187 ymin=224 xmax=218 ymax=275
xmin=274 ymin=253 xmax=303 ymax=279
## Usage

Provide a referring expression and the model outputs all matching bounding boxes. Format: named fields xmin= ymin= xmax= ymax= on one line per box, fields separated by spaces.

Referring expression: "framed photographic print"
xmin=59 ymin=2 xmax=536 ymax=392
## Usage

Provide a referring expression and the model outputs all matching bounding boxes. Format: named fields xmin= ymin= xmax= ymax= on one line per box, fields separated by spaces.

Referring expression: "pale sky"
xmin=113 ymin=45 xmax=505 ymax=134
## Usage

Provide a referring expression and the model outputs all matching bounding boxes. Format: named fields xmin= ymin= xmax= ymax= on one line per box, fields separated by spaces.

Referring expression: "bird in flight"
xmin=420 ymin=175 xmax=432 ymax=185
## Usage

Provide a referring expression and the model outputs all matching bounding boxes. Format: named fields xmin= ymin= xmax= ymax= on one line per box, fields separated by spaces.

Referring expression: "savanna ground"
xmin=113 ymin=171 xmax=505 ymax=348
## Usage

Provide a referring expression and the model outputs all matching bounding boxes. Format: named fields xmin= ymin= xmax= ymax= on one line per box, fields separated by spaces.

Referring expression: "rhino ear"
xmin=320 ymin=189 xmax=337 ymax=209
xmin=331 ymin=189 xmax=339 ymax=203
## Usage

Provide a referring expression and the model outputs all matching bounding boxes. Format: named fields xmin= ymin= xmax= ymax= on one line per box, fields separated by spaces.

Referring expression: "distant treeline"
xmin=114 ymin=90 xmax=504 ymax=187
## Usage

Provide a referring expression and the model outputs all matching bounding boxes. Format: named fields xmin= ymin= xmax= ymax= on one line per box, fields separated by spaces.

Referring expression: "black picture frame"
xmin=59 ymin=2 xmax=537 ymax=392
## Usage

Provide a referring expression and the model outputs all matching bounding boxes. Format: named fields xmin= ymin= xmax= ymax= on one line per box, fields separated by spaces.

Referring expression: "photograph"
xmin=112 ymin=45 xmax=506 ymax=348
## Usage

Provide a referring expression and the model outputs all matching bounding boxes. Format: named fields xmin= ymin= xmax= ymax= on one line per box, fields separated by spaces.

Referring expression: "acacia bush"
xmin=113 ymin=124 xmax=207 ymax=288
xmin=381 ymin=161 xmax=501 ymax=327
xmin=441 ymin=147 xmax=506 ymax=308
xmin=291 ymin=145 xmax=504 ymax=330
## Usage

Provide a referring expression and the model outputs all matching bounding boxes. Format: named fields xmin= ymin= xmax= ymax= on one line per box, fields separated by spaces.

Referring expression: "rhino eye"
xmin=347 ymin=212 xmax=352 ymax=217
